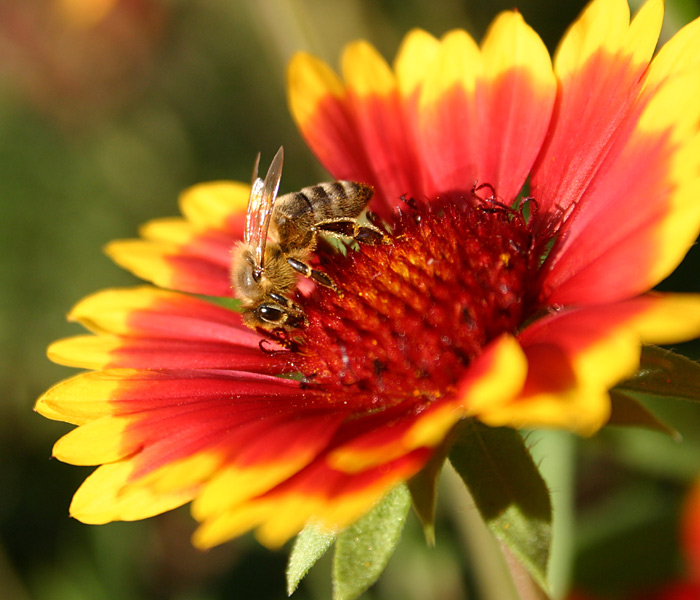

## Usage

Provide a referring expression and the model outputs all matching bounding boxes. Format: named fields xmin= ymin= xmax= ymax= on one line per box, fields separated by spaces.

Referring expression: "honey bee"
xmin=232 ymin=147 xmax=387 ymax=331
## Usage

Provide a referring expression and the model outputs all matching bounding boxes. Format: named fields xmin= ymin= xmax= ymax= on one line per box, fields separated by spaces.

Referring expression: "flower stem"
xmin=443 ymin=464 xmax=539 ymax=600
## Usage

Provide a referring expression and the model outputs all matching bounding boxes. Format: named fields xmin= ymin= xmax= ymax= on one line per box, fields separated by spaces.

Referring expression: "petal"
xmin=394 ymin=29 xmax=441 ymax=99
xmin=139 ymin=219 xmax=234 ymax=265
xmin=477 ymin=12 xmax=556 ymax=203
xmin=531 ymin=1 xmax=694 ymax=305
xmin=416 ymin=30 xmax=482 ymax=197
xmin=289 ymin=43 xmax=430 ymax=215
xmin=190 ymin=409 xmax=348 ymax=520
xmin=103 ymin=181 xmax=251 ymax=297
xmin=457 ymin=333 xmax=529 ymax=414
xmin=287 ymin=53 xmax=375 ymax=190
xmin=192 ymin=449 xmax=430 ymax=549
xmin=417 ymin=16 xmax=555 ymax=203
xmin=325 ymin=400 xmax=461 ymax=474
xmin=531 ymin=0 xmax=663 ymax=217
xmin=44 ymin=367 xmax=355 ymax=531
xmin=37 ymin=370 xmax=124 ymax=426
xmin=105 ymin=238 xmax=233 ymax=297
xmin=622 ymin=293 xmax=700 ymax=345
xmin=46 ymin=287 xmax=285 ymax=373
xmin=48 ymin=335 xmax=285 ymax=373
xmin=37 ymin=368 xmax=311 ymax=428
xmin=178 ymin=181 xmax=250 ymax=235
xmin=480 ymin=293 xmax=700 ymax=434
xmin=341 ymin=41 xmax=423 ymax=211
xmin=392 ymin=29 xmax=442 ymax=200
xmin=53 ymin=415 xmax=136 ymax=465
xmin=70 ymin=460 xmax=199 ymax=524
xmin=65 ymin=286 xmax=252 ymax=340
xmin=539 ymin=88 xmax=700 ymax=305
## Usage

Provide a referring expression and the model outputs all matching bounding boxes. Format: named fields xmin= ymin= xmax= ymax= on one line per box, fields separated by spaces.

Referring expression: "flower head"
xmin=37 ymin=0 xmax=700 ymax=550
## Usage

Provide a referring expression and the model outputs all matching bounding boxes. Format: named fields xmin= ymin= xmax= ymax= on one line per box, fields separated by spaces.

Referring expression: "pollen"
xmin=289 ymin=194 xmax=541 ymax=411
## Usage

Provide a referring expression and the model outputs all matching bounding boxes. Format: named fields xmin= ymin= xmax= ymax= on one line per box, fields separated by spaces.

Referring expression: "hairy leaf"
xmin=332 ymin=484 xmax=411 ymax=600
xmin=449 ymin=420 xmax=552 ymax=592
xmin=617 ymin=345 xmax=700 ymax=402
xmin=608 ymin=390 xmax=679 ymax=439
xmin=286 ymin=523 xmax=335 ymax=595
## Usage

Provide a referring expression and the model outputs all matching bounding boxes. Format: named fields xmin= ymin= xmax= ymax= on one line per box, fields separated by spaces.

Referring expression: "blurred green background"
xmin=2 ymin=1 xmax=700 ymax=599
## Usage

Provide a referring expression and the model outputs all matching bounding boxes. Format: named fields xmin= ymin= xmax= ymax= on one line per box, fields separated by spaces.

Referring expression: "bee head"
xmin=252 ymin=294 xmax=307 ymax=330
xmin=232 ymin=245 xmax=264 ymax=300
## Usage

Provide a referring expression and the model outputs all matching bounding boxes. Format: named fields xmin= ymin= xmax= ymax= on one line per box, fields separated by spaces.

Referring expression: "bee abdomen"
xmin=307 ymin=181 xmax=372 ymax=204
xmin=281 ymin=181 xmax=374 ymax=221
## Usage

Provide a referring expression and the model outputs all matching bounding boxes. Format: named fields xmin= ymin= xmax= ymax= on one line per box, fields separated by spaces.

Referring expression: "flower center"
xmin=287 ymin=194 xmax=540 ymax=410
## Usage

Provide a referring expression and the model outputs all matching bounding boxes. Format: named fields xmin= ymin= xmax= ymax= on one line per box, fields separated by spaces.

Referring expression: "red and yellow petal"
xmin=177 ymin=181 xmax=250 ymax=235
xmin=192 ymin=449 xmax=430 ymax=549
xmin=479 ymin=293 xmax=700 ymax=434
xmin=105 ymin=238 xmax=233 ymax=297
xmin=39 ymin=367 xmax=350 ymax=529
xmin=190 ymin=409 xmax=349 ymax=519
xmin=477 ymin=12 xmax=556 ymax=203
xmin=532 ymin=0 xmax=663 ymax=215
xmin=104 ymin=181 xmax=251 ymax=297
xmin=46 ymin=287 xmax=285 ymax=373
xmin=290 ymin=17 xmax=554 ymax=211
xmin=37 ymin=370 xmax=124 ymax=426
xmin=341 ymin=41 xmax=424 ymax=212
xmin=287 ymin=53 xmax=376 ymax=197
xmin=413 ymin=29 xmax=481 ymax=200
xmin=532 ymin=0 xmax=700 ymax=306
xmin=65 ymin=286 xmax=254 ymax=340
xmin=393 ymin=28 xmax=441 ymax=101
xmin=48 ymin=334 xmax=286 ymax=372
xmin=392 ymin=29 xmax=442 ymax=198
xmin=69 ymin=459 xmax=200 ymax=524
xmin=417 ymin=15 xmax=555 ymax=203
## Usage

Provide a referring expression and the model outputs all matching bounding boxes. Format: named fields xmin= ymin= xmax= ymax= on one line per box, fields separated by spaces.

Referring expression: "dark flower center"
xmin=287 ymin=193 xmax=541 ymax=410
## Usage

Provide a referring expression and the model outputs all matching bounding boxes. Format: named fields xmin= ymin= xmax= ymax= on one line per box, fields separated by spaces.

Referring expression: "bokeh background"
xmin=2 ymin=1 xmax=700 ymax=599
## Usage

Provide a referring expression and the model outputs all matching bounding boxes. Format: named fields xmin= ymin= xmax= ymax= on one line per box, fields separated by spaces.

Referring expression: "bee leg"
xmin=286 ymin=257 xmax=337 ymax=290
xmin=355 ymin=223 xmax=389 ymax=245
xmin=315 ymin=218 xmax=389 ymax=245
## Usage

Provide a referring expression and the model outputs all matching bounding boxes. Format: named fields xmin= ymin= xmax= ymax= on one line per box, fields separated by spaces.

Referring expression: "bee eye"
xmin=256 ymin=304 xmax=286 ymax=324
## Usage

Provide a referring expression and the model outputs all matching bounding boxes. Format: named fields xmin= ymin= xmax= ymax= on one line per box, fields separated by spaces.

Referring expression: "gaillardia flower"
xmin=38 ymin=0 xmax=700 ymax=551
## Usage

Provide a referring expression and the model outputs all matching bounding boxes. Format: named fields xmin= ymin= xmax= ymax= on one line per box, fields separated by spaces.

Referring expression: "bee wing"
xmin=246 ymin=147 xmax=284 ymax=270
xmin=245 ymin=151 xmax=262 ymax=245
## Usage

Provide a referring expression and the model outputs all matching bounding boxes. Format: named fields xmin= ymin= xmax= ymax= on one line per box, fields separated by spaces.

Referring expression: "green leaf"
xmin=615 ymin=345 xmax=700 ymax=402
xmin=332 ymin=484 xmax=411 ymax=600
xmin=449 ymin=420 xmax=552 ymax=593
xmin=608 ymin=389 xmax=679 ymax=439
xmin=286 ymin=523 xmax=336 ymax=596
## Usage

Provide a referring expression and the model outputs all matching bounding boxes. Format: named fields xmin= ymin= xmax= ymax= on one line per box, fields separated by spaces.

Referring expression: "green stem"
xmin=527 ymin=430 xmax=576 ymax=600
xmin=443 ymin=465 xmax=522 ymax=600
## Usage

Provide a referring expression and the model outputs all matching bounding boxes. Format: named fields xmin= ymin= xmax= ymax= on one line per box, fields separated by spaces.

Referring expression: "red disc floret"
xmin=289 ymin=194 xmax=540 ymax=411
